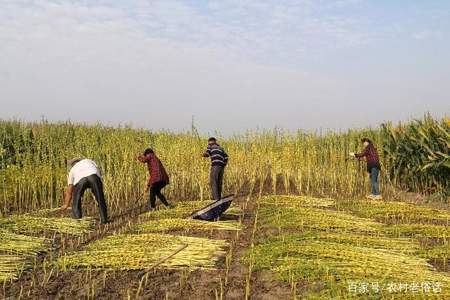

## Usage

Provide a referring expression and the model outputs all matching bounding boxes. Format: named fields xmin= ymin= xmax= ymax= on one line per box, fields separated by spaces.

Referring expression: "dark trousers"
xmin=370 ymin=167 xmax=380 ymax=195
xmin=149 ymin=181 xmax=170 ymax=209
xmin=72 ymin=174 xmax=108 ymax=224
xmin=210 ymin=165 xmax=224 ymax=200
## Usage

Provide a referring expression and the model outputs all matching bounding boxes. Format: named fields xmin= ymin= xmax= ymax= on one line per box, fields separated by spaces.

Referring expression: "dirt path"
xmin=221 ymin=174 xmax=296 ymax=300
xmin=221 ymin=178 xmax=260 ymax=300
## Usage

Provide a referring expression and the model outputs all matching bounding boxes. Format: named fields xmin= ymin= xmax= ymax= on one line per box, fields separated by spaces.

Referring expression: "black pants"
xmin=210 ymin=165 xmax=224 ymax=200
xmin=149 ymin=181 xmax=170 ymax=209
xmin=72 ymin=174 xmax=108 ymax=224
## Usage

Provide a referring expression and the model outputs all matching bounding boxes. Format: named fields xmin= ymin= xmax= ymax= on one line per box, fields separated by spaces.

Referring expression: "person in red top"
xmin=137 ymin=148 xmax=171 ymax=210
xmin=350 ymin=138 xmax=382 ymax=200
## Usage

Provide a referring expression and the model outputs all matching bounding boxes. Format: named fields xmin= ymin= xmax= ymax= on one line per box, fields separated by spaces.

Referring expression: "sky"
xmin=0 ymin=0 xmax=449 ymax=134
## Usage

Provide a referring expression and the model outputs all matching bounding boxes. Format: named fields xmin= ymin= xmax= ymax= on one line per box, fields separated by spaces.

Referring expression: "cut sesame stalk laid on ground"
xmin=245 ymin=195 xmax=450 ymax=298
xmin=0 ymin=230 xmax=50 ymax=282
xmin=134 ymin=219 xmax=241 ymax=233
xmin=0 ymin=255 xmax=28 ymax=282
xmin=0 ymin=230 xmax=49 ymax=255
xmin=260 ymin=195 xmax=336 ymax=208
xmin=0 ymin=214 xmax=95 ymax=236
xmin=59 ymin=233 xmax=228 ymax=271
xmin=339 ymin=199 xmax=450 ymax=225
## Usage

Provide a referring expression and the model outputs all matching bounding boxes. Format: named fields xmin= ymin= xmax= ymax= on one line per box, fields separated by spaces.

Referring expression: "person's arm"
xmin=202 ymin=147 xmax=211 ymax=158
xmin=141 ymin=155 xmax=152 ymax=192
xmin=223 ymin=149 xmax=229 ymax=165
xmin=137 ymin=155 xmax=149 ymax=163
xmin=61 ymin=184 xmax=73 ymax=210
xmin=355 ymin=146 xmax=369 ymax=159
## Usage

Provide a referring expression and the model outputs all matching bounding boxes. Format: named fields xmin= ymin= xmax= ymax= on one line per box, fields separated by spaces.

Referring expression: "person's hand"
xmin=60 ymin=204 xmax=71 ymax=211
xmin=349 ymin=152 xmax=356 ymax=158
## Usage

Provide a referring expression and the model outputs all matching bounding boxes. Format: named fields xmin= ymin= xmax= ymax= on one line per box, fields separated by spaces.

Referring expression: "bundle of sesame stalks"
xmin=0 ymin=254 xmax=27 ymax=281
xmin=282 ymin=231 xmax=421 ymax=254
xmin=259 ymin=205 xmax=381 ymax=233
xmin=0 ymin=229 xmax=50 ymax=282
xmin=0 ymin=230 xmax=49 ymax=255
xmin=0 ymin=229 xmax=49 ymax=282
xmin=134 ymin=218 xmax=241 ymax=233
xmin=256 ymin=234 xmax=428 ymax=281
xmin=60 ymin=233 xmax=228 ymax=271
xmin=386 ymin=224 xmax=450 ymax=239
xmin=260 ymin=195 xmax=336 ymax=208
xmin=0 ymin=214 xmax=95 ymax=236
xmin=27 ymin=208 xmax=61 ymax=217
xmin=423 ymin=244 xmax=450 ymax=260
xmin=340 ymin=199 xmax=450 ymax=225
xmin=248 ymin=195 xmax=450 ymax=298
xmin=175 ymin=201 xmax=216 ymax=209
xmin=250 ymin=233 xmax=450 ymax=296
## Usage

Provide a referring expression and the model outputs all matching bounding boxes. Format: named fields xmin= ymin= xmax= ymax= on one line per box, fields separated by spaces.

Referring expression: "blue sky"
xmin=0 ymin=0 xmax=449 ymax=133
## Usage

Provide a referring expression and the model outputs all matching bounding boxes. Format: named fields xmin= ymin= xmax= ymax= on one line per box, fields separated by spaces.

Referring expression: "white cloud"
xmin=0 ymin=0 xmax=448 ymax=132
xmin=412 ymin=30 xmax=444 ymax=41
xmin=0 ymin=0 xmax=348 ymax=130
xmin=0 ymin=1 xmax=372 ymax=66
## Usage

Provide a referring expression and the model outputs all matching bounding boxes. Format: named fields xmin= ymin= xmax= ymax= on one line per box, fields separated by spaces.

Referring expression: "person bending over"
xmin=61 ymin=158 xmax=109 ymax=224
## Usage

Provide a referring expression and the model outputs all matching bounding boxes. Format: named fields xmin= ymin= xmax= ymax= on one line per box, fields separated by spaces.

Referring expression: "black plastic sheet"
xmin=190 ymin=195 xmax=234 ymax=221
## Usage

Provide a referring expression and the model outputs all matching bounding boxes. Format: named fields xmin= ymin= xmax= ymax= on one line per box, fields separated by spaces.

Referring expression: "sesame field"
xmin=0 ymin=117 xmax=449 ymax=299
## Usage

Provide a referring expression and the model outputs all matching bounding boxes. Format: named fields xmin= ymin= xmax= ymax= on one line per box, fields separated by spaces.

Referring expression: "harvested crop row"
xmin=0 ymin=255 xmax=28 ymax=281
xmin=338 ymin=199 xmax=450 ymax=265
xmin=259 ymin=205 xmax=381 ymax=233
xmin=248 ymin=195 xmax=450 ymax=298
xmin=59 ymin=233 xmax=228 ymax=271
xmin=340 ymin=199 xmax=450 ymax=225
xmin=0 ymin=214 xmax=95 ymax=236
xmin=260 ymin=195 xmax=336 ymax=208
xmin=0 ymin=230 xmax=49 ymax=255
xmin=0 ymin=209 xmax=94 ymax=282
xmin=251 ymin=236 xmax=450 ymax=298
xmin=134 ymin=218 xmax=241 ymax=233
xmin=270 ymin=231 xmax=421 ymax=254
xmin=386 ymin=223 xmax=450 ymax=239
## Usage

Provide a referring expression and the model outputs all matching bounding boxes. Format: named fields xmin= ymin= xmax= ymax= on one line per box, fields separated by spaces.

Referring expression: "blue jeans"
xmin=370 ymin=167 xmax=380 ymax=195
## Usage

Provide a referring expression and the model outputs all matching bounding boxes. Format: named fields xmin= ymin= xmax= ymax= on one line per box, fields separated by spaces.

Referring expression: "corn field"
xmin=382 ymin=114 xmax=450 ymax=196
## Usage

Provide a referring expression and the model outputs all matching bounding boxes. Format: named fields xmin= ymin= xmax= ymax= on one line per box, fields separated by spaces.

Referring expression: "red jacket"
xmin=138 ymin=153 xmax=169 ymax=186
xmin=355 ymin=144 xmax=381 ymax=172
